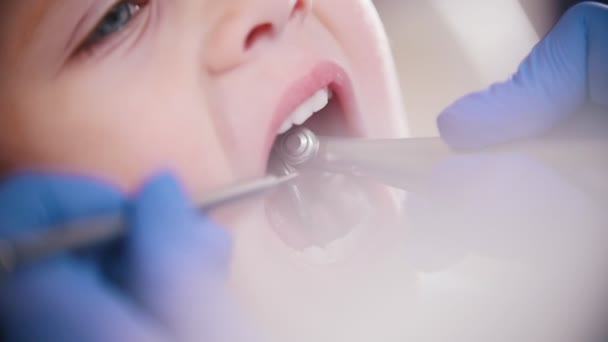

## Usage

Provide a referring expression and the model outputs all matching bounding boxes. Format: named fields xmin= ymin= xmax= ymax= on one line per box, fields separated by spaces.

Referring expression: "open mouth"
xmin=263 ymin=63 xmax=392 ymax=264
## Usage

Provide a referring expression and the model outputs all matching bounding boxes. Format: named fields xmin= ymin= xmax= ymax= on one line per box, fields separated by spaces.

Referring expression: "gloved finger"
xmin=0 ymin=172 xmax=127 ymax=275
xmin=438 ymin=2 xmax=608 ymax=149
xmin=126 ymin=173 xmax=243 ymax=341
xmin=0 ymin=172 xmax=124 ymax=234
xmin=0 ymin=173 xmax=164 ymax=342
xmin=1 ymin=263 xmax=165 ymax=342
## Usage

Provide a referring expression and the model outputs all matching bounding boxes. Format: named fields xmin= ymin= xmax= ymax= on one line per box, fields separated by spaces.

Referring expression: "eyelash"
xmin=77 ymin=0 xmax=150 ymax=55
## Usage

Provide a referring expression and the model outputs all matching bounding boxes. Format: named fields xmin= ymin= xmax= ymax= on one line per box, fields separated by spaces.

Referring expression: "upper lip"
xmin=264 ymin=61 xmax=361 ymax=165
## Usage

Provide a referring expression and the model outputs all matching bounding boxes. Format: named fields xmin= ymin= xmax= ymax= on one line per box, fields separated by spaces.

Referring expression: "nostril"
xmin=245 ymin=23 xmax=274 ymax=50
xmin=291 ymin=0 xmax=313 ymax=21
xmin=291 ymin=0 xmax=306 ymax=17
xmin=242 ymin=0 xmax=309 ymax=52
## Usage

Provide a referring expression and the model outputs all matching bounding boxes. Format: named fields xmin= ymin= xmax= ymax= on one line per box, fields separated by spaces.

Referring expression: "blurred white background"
xmin=375 ymin=0 xmax=562 ymax=137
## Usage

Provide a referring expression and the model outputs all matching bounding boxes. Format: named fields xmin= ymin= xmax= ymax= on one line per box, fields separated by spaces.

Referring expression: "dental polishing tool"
xmin=274 ymin=118 xmax=608 ymax=192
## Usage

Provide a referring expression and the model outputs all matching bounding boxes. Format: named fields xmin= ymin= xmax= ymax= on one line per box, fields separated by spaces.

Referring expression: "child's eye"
xmin=82 ymin=0 xmax=149 ymax=49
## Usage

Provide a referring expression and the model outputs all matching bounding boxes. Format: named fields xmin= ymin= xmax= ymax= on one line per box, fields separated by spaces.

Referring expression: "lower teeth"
xmin=265 ymin=170 xmax=375 ymax=256
xmin=294 ymin=225 xmax=364 ymax=264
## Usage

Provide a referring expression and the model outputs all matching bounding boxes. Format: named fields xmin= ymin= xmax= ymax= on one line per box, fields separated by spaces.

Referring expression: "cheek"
xmin=8 ymin=79 xmax=236 ymax=195
xmin=208 ymin=75 xmax=276 ymax=176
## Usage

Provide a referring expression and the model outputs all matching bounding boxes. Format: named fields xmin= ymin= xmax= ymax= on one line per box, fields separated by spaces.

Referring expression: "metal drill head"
xmin=275 ymin=127 xmax=319 ymax=167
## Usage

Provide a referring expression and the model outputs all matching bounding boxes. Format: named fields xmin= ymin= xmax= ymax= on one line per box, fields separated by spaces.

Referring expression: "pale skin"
xmin=0 ymin=1 xmax=412 ymax=341
xmin=0 ymin=0 xmax=406 ymax=190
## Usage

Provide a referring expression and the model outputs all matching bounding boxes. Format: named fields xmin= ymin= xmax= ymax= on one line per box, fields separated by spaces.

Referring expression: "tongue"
xmin=265 ymin=171 xmax=374 ymax=251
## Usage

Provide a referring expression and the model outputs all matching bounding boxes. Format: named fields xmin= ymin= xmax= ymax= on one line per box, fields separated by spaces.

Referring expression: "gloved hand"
xmin=0 ymin=173 xmax=253 ymax=342
xmin=437 ymin=1 xmax=608 ymax=149
xmin=410 ymin=1 xmax=608 ymax=270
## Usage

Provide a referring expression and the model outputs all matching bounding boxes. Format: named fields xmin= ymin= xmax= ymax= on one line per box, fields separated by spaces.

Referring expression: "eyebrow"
xmin=0 ymin=0 xmax=59 ymax=64
xmin=5 ymin=0 xmax=101 ymax=65
xmin=14 ymin=0 xmax=56 ymax=52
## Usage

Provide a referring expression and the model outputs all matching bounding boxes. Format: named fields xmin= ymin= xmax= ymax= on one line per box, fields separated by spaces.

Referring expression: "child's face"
xmin=1 ymin=0 xmax=411 ymax=340
xmin=0 ymin=0 xmax=406 ymax=190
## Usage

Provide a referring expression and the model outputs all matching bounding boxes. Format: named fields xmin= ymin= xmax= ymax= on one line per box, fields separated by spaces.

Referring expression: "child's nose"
xmin=206 ymin=0 xmax=311 ymax=73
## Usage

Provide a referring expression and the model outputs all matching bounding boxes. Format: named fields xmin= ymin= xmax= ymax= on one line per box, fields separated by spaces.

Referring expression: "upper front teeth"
xmin=278 ymin=87 xmax=332 ymax=134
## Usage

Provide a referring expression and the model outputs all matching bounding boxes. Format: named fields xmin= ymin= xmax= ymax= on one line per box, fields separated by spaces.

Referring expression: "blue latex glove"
xmin=438 ymin=2 xmax=608 ymax=149
xmin=413 ymin=1 xmax=608 ymax=271
xmin=0 ymin=173 xmax=251 ymax=342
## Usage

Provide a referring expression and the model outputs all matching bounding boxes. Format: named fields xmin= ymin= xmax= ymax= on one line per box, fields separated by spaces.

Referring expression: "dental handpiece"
xmin=274 ymin=127 xmax=451 ymax=190
xmin=274 ymin=122 xmax=608 ymax=192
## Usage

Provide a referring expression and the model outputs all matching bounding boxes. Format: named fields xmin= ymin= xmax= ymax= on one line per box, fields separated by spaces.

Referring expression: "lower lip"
xmin=265 ymin=61 xmax=361 ymax=163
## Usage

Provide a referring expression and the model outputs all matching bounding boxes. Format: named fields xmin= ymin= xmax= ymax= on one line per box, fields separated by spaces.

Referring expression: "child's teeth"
xmin=312 ymin=88 xmax=329 ymax=112
xmin=287 ymin=225 xmax=364 ymax=265
xmin=278 ymin=121 xmax=293 ymax=134
xmin=277 ymin=87 xmax=331 ymax=134
xmin=292 ymin=102 xmax=314 ymax=126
